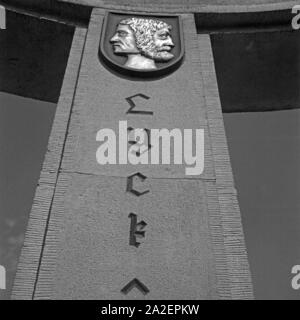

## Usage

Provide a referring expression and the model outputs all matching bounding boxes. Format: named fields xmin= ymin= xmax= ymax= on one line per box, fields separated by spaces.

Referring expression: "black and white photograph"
xmin=0 ymin=0 xmax=299 ymax=306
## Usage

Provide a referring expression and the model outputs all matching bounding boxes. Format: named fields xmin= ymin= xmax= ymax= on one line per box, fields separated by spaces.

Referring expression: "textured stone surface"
xmin=60 ymin=9 xmax=214 ymax=179
xmin=13 ymin=8 xmax=253 ymax=300
xmin=59 ymin=0 xmax=296 ymax=12
xmin=35 ymin=174 xmax=218 ymax=299
xmin=33 ymin=11 xmax=222 ymax=300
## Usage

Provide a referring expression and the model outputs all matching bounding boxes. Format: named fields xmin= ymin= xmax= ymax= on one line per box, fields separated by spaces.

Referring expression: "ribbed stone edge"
xmin=198 ymin=34 xmax=254 ymax=299
xmin=33 ymin=173 xmax=72 ymax=300
xmin=59 ymin=10 xmax=106 ymax=175
xmin=11 ymin=27 xmax=88 ymax=300
xmin=58 ymin=0 xmax=297 ymax=13
xmin=32 ymin=11 xmax=107 ymax=300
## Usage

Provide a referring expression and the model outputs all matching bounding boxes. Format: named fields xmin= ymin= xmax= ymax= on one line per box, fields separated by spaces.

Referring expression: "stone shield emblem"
xmin=100 ymin=12 xmax=184 ymax=77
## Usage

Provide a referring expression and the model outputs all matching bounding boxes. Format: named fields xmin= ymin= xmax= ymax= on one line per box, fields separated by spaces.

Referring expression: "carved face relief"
xmin=149 ymin=27 xmax=175 ymax=62
xmin=110 ymin=24 xmax=139 ymax=55
xmin=110 ymin=18 xmax=175 ymax=70
xmin=100 ymin=12 xmax=184 ymax=76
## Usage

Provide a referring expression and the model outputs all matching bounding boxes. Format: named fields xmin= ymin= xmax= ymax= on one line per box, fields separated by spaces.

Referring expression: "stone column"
xmin=12 ymin=8 xmax=253 ymax=300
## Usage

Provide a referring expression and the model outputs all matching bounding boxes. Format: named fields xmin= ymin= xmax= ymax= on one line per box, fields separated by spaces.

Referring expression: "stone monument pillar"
xmin=12 ymin=2 xmax=253 ymax=300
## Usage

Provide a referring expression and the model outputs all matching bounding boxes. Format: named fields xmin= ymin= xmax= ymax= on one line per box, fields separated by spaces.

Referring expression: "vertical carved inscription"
xmin=121 ymin=93 xmax=153 ymax=294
